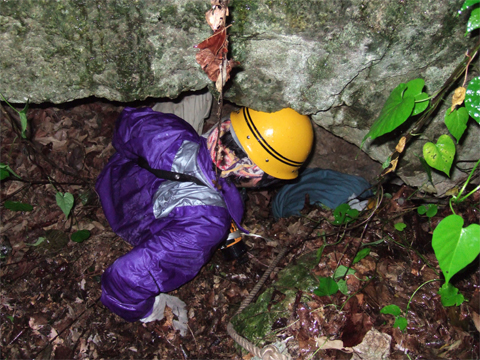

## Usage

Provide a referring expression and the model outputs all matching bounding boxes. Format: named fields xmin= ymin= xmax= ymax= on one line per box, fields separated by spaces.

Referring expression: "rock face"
xmin=0 ymin=0 xmax=477 ymax=193
xmin=0 ymin=0 xmax=210 ymax=103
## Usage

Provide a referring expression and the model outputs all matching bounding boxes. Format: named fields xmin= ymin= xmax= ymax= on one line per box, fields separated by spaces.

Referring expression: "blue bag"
xmin=272 ymin=168 xmax=373 ymax=220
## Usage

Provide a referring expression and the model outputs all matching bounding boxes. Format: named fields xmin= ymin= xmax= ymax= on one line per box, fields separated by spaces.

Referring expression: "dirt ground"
xmin=1 ymin=99 xmax=479 ymax=359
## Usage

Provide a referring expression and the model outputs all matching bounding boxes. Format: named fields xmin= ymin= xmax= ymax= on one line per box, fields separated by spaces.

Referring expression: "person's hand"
xmin=140 ymin=294 xmax=188 ymax=336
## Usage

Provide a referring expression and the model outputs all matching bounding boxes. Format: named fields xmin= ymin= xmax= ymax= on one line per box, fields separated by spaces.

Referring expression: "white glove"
xmin=348 ymin=193 xmax=369 ymax=211
xmin=140 ymin=293 xmax=188 ymax=336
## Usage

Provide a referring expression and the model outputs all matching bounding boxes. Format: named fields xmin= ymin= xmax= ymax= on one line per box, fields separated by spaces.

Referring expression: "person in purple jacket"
xmin=95 ymin=105 xmax=314 ymax=330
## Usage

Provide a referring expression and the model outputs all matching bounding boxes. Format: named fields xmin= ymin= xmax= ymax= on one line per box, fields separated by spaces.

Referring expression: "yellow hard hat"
xmin=230 ymin=107 xmax=314 ymax=180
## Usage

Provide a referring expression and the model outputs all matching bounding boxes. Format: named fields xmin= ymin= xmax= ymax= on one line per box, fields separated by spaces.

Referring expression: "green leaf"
xmin=417 ymin=205 xmax=427 ymax=215
xmin=466 ymin=7 xmax=480 ymax=34
xmin=25 ymin=237 xmax=46 ymax=246
xmin=381 ymin=156 xmax=391 ymax=169
xmin=353 ymin=248 xmax=371 ymax=264
xmin=0 ymin=169 xmax=9 ymax=180
xmin=71 ymin=230 xmax=90 ymax=243
xmin=416 ymin=155 xmax=433 ymax=185
xmin=313 ymin=277 xmax=339 ymax=297
xmin=393 ymin=316 xmax=408 ymax=331
xmin=333 ymin=265 xmax=356 ymax=280
xmin=332 ymin=203 xmax=359 ymax=225
xmin=438 ymin=283 xmax=465 ymax=307
xmin=403 ymin=79 xmax=429 ymax=116
xmin=460 ymin=0 xmax=480 ymax=12
xmin=4 ymin=201 xmax=33 ymax=211
xmin=394 ymin=222 xmax=406 ymax=231
xmin=361 ymin=238 xmax=384 ymax=247
xmin=445 ymin=107 xmax=469 ymax=143
xmin=432 ymin=214 xmax=480 ymax=284
xmin=56 ymin=192 xmax=74 ymax=218
xmin=0 ymin=163 xmax=21 ymax=179
xmin=7 ymin=315 xmax=14 ymax=323
xmin=316 ymin=245 xmax=326 ymax=263
xmin=337 ymin=279 xmax=349 ymax=295
xmin=18 ymin=101 xmax=29 ymax=139
xmin=423 ymin=135 xmax=456 ymax=177
xmin=380 ymin=304 xmax=402 ymax=316
xmin=465 ymin=76 xmax=480 ymax=124
xmin=412 ymin=92 xmax=430 ymax=116
xmin=362 ymin=83 xmax=415 ymax=144
xmin=0 ymin=93 xmax=30 ymax=139
xmin=425 ymin=204 xmax=438 ymax=218
xmin=403 ymin=78 xmax=425 ymax=98
xmin=417 ymin=204 xmax=438 ymax=218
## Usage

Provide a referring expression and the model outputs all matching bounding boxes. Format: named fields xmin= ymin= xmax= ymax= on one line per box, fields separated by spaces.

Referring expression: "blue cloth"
xmin=272 ymin=168 xmax=372 ymax=220
xmin=96 ymin=107 xmax=244 ymax=322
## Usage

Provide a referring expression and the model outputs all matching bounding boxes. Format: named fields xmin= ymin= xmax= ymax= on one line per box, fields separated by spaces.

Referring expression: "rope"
xmin=227 ymin=247 xmax=291 ymax=360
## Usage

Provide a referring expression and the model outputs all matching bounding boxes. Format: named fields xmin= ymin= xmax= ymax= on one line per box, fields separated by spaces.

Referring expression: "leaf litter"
xmin=0 ymin=99 xmax=479 ymax=359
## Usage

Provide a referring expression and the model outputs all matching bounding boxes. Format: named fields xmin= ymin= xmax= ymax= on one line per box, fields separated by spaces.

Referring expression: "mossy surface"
xmin=0 ymin=0 xmax=208 ymax=103
xmin=1 ymin=0 xmax=467 ymax=107
xmin=35 ymin=230 xmax=70 ymax=254
xmin=231 ymin=251 xmax=319 ymax=346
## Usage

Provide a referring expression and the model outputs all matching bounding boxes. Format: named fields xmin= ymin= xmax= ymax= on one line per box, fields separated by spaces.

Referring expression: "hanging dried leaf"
xmin=195 ymin=0 xmax=237 ymax=91
xmin=450 ymin=87 xmax=466 ymax=113
xmin=206 ymin=0 xmax=229 ymax=31
xmin=196 ymin=48 xmax=238 ymax=84
xmin=195 ymin=28 xmax=227 ymax=56
xmin=196 ymin=49 xmax=215 ymax=75
xmin=195 ymin=27 xmax=238 ymax=85
xmin=215 ymin=57 xmax=239 ymax=92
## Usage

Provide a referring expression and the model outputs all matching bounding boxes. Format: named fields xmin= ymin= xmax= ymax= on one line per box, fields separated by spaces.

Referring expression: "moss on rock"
xmin=231 ymin=251 xmax=319 ymax=346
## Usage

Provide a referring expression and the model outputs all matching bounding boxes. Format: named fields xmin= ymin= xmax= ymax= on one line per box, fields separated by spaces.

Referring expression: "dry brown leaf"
xmin=11 ymin=219 xmax=28 ymax=234
xmin=450 ymin=87 xmax=466 ymax=113
xmin=472 ymin=311 xmax=480 ymax=333
xmin=355 ymin=293 xmax=365 ymax=305
xmin=196 ymin=1 xmax=237 ymax=90
xmin=35 ymin=136 xmax=67 ymax=150
xmin=395 ymin=136 xmax=406 ymax=153
xmin=315 ymin=336 xmax=353 ymax=353
xmin=48 ymin=327 xmax=59 ymax=341
xmin=92 ymin=221 xmax=106 ymax=231
xmin=389 ymin=157 xmax=398 ymax=171
xmin=163 ymin=306 xmax=174 ymax=328
xmin=382 ymin=157 xmax=398 ymax=175
xmin=195 ymin=28 xmax=227 ymax=56
xmin=352 ymin=329 xmax=391 ymax=360
xmin=205 ymin=0 xmax=229 ymax=31
xmin=195 ymin=48 xmax=238 ymax=85
xmin=85 ymin=144 xmax=104 ymax=154
xmin=444 ymin=187 xmax=459 ymax=197
xmin=5 ymin=181 xmax=24 ymax=196
xmin=196 ymin=49 xmax=217 ymax=81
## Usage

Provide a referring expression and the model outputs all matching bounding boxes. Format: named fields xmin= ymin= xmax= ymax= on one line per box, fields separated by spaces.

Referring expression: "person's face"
xmin=207 ymin=120 xmax=282 ymax=188
xmin=231 ymin=171 xmax=282 ymax=188
xmin=234 ymin=177 xmax=261 ymax=188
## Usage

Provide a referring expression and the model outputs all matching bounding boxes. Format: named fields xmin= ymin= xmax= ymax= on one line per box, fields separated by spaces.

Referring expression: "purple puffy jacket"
xmin=96 ymin=107 xmax=244 ymax=322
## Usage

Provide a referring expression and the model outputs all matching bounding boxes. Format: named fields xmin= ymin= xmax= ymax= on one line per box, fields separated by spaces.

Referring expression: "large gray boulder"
xmin=1 ymin=0 xmax=477 ymax=193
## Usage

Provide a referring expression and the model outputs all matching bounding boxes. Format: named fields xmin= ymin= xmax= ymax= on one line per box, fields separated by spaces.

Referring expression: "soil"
xmin=1 ymin=99 xmax=479 ymax=359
